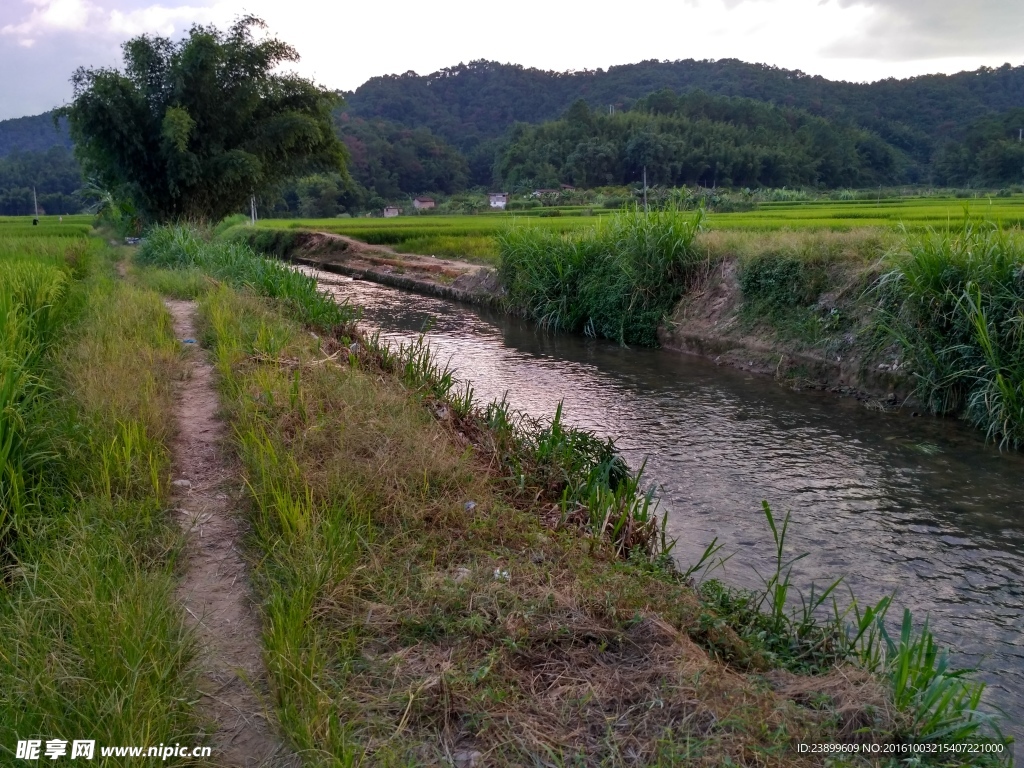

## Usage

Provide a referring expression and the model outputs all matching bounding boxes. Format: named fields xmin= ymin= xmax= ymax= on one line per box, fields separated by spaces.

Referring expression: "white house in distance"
xmin=489 ymin=192 xmax=509 ymax=209
xmin=383 ymin=206 xmax=401 ymax=218
xmin=412 ymin=196 xmax=436 ymax=210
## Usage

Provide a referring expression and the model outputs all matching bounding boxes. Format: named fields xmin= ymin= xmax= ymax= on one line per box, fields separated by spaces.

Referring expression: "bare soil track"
xmin=165 ymin=299 xmax=297 ymax=768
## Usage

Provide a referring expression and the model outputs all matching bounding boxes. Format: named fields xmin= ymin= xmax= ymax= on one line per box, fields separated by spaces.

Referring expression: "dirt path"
xmin=165 ymin=300 xmax=296 ymax=768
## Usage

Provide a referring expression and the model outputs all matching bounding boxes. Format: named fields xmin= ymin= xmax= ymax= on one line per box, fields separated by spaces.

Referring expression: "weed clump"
xmin=878 ymin=220 xmax=1024 ymax=447
xmin=498 ymin=206 xmax=705 ymax=345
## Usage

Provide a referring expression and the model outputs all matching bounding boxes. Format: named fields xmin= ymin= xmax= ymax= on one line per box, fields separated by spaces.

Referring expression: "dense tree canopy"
xmin=337 ymin=114 xmax=469 ymax=198
xmin=933 ymin=109 xmax=1024 ymax=187
xmin=0 ymin=146 xmax=84 ymax=216
xmin=0 ymin=114 xmax=73 ymax=156
xmin=62 ymin=16 xmax=346 ymax=222
xmin=496 ymin=92 xmax=902 ymax=190
xmin=346 ymin=59 xmax=1024 ymax=160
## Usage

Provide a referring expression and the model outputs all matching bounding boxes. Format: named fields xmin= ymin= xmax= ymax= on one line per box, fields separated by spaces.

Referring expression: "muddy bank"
xmin=660 ymin=257 xmax=914 ymax=405
xmin=240 ymin=228 xmax=911 ymax=404
xmin=239 ymin=229 xmax=504 ymax=306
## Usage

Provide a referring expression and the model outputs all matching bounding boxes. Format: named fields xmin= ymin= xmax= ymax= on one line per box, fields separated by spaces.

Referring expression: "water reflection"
xmin=313 ymin=270 xmax=1024 ymax=746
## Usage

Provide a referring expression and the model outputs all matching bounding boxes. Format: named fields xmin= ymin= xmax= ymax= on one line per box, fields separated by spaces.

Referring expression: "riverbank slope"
xmin=231 ymin=225 xmax=912 ymax=404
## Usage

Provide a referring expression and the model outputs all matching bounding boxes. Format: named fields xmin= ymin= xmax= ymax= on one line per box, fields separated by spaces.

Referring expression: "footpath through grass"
xmin=138 ymin=225 xmax=1011 ymax=766
xmin=0 ymin=227 xmax=207 ymax=761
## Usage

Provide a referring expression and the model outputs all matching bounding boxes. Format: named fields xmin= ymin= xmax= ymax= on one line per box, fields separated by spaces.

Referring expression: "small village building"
xmin=383 ymin=206 xmax=401 ymax=218
xmin=412 ymin=196 xmax=436 ymax=210
xmin=489 ymin=192 xmax=509 ymax=209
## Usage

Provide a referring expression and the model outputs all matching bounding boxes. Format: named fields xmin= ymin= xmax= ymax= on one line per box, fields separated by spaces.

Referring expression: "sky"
xmin=2 ymin=0 xmax=1023 ymax=121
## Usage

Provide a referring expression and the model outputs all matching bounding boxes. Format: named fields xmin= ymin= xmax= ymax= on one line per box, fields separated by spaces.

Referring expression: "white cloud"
xmin=2 ymin=0 xmax=217 ymax=44
xmin=107 ymin=4 xmax=214 ymax=37
xmin=3 ymin=0 xmax=99 ymax=37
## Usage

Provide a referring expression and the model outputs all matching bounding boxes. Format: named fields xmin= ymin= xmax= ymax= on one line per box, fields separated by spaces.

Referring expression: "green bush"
xmin=498 ymin=206 xmax=705 ymax=345
xmin=878 ymin=220 xmax=1024 ymax=447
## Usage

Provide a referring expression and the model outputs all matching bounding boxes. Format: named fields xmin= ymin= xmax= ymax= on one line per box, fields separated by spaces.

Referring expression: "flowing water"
xmin=313 ymin=269 xmax=1024 ymax=750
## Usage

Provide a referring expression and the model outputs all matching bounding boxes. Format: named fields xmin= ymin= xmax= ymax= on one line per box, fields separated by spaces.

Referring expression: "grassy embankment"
xmin=0 ymin=226 xmax=206 ymax=759
xmin=134 ymin=224 xmax=1010 ymax=765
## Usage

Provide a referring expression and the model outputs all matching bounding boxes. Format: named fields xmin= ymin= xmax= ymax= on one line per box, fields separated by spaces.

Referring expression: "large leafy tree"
xmin=62 ymin=16 xmax=346 ymax=222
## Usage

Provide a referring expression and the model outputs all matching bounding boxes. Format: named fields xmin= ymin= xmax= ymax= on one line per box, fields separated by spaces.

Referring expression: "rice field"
xmin=252 ymin=194 xmax=1024 ymax=263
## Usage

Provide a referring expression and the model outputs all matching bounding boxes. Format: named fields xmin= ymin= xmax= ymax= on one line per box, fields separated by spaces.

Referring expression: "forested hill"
xmin=0 ymin=114 xmax=80 ymax=215
xmin=346 ymin=59 xmax=1024 ymax=166
xmin=0 ymin=113 xmax=73 ymax=156
xmin=2 ymin=58 xmax=1022 ymax=210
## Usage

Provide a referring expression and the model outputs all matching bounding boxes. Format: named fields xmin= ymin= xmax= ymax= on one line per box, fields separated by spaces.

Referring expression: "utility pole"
xmin=643 ymin=166 xmax=648 ymax=213
xmin=250 ymin=194 xmax=257 ymax=225
xmin=33 ymin=186 xmax=39 ymax=225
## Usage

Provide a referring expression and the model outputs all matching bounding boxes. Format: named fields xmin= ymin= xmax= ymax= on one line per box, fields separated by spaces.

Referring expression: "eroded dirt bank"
xmin=257 ymin=230 xmax=503 ymax=305
xmin=660 ymin=257 xmax=914 ymax=404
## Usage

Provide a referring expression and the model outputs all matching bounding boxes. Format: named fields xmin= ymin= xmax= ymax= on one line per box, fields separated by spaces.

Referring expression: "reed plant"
xmin=877 ymin=220 xmax=1024 ymax=447
xmin=697 ymin=502 xmax=1008 ymax=751
xmin=498 ymin=205 xmax=705 ymax=345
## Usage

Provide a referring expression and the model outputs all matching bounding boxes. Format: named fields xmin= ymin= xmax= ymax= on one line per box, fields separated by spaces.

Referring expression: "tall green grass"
xmin=878 ymin=220 xmax=1024 ymax=447
xmin=0 ymin=260 xmax=68 ymax=549
xmin=498 ymin=206 xmax=706 ymax=345
xmin=137 ymin=226 xmax=359 ymax=332
xmin=1 ymin=238 xmax=205 ymax=761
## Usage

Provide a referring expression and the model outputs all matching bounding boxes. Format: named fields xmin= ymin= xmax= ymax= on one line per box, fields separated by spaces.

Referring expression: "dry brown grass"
xmin=697 ymin=228 xmax=896 ymax=268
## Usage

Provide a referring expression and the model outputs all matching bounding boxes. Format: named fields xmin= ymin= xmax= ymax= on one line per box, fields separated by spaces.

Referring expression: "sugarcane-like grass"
xmin=877 ymin=220 xmax=1024 ymax=447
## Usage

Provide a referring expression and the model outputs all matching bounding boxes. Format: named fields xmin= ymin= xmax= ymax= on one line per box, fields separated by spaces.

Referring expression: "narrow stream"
xmin=314 ymin=269 xmax=1024 ymax=748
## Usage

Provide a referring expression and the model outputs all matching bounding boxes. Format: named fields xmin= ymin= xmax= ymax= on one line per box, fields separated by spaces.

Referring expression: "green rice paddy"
xmin=251 ymin=195 xmax=1024 ymax=263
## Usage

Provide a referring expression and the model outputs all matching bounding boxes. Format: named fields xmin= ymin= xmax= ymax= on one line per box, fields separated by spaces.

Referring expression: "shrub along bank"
xmin=136 ymin=225 xmax=1009 ymax=765
xmin=498 ymin=206 xmax=707 ymax=345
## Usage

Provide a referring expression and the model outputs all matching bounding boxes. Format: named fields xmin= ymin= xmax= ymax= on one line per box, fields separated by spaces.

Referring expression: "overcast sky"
xmin=2 ymin=0 xmax=1023 ymax=121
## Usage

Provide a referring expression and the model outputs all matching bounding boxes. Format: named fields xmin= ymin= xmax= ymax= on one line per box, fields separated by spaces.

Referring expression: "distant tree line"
xmin=343 ymin=58 xmax=1024 ymax=184
xmin=3 ymin=57 xmax=1024 ymax=218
